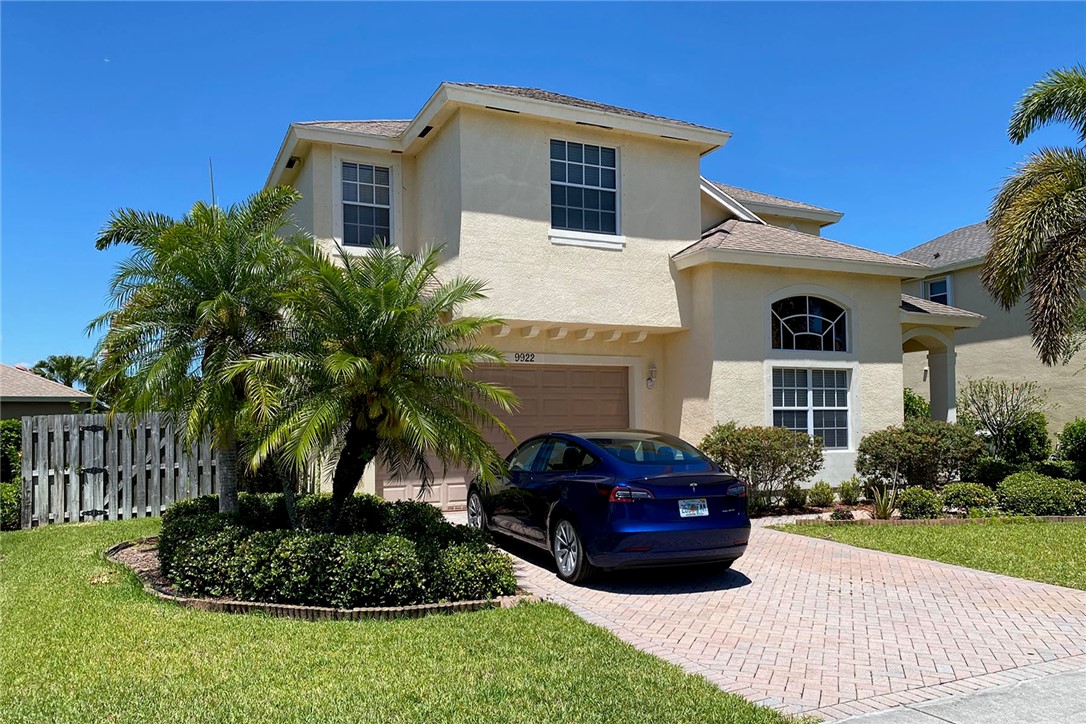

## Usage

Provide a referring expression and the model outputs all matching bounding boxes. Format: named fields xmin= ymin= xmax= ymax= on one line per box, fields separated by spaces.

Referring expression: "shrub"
xmin=856 ymin=418 xmax=984 ymax=489
xmin=157 ymin=509 xmax=232 ymax=578
xmin=1026 ymin=459 xmax=1079 ymax=480
xmin=1003 ymin=412 xmax=1051 ymax=465
xmin=829 ymin=506 xmax=853 ymax=521
xmin=267 ymin=532 xmax=338 ymax=604
xmin=170 ymin=525 xmax=250 ymax=598
xmin=941 ymin=483 xmax=996 ymax=514
xmin=699 ymin=422 xmax=823 ymax=513
xmin=871 ymin=484 xmax=898 ymax=520
xmin=433 ymin=544 xmax=517 ymax=602
xmin=897 ymin=487 xmax=942 ymax=519
xmin=295 ymin=493 xmax=391 ymax=534
xmin=236 ymin=493 xmax=291 ymax=530
xmin=1 ymin=482 xmax=20 ymax=530
xmin=1057 ymin=418 xmax=1086 ymax=479
xmin=807 ymin=481 xmax=835 ymax=508
xmin=997 ymin=472 xmax=1086 ymax=516
xmin=903 ymin=388 xmax=930 ymax=419
xmin=329 ymin=534 xmax=426 ymax=608
xmin=969 ymin=456 xmax=1021 ymax=488
xmin=0 ymin=419 xmax=20 ymax=484
xmin=837 ymin=476 xmax=862 ymax=506
xmin=959 ymin=378 xmax=1048 ymax=460
xmin=782 ymin=484 xmax=808 ymax=510
xmin=232 ymin=530 xmax=294 ymax=601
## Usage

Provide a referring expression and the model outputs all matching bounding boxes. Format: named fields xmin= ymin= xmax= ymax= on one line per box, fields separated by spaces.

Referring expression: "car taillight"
xmin=609 ymin=486 xmax=655 ymax=502
xmin=726 ymin=483 xmax=747 ymax=498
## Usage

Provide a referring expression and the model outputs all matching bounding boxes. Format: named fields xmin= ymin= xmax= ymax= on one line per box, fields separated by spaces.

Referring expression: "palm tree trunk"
xmin=328 ymin=421 xmax=377 ymax=531
xmin=217 ymin=430 xmax=240 ymax=514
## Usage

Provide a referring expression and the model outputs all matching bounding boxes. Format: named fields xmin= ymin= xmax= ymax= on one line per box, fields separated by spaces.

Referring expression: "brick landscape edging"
xmin=792 ymin=515 xmax=1086 ymax=527
xmin=105 ymin=540 xmax=538 ymax=621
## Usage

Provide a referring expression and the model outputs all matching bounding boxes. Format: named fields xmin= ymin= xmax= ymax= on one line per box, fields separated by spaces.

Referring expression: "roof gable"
xmin=1 ymin=365 xmax=93 ymax=401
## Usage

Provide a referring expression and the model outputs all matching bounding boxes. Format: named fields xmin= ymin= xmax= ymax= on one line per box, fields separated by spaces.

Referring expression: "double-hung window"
xmin=550 ymin=140 xmax=618 ymax=235
xmin=772 ymin=368 xmax=850 ymax=449
xmin=341 ymin=161 xmax=391 ymax=246
xmin=924 ymin=277 xmax=950 ymax=306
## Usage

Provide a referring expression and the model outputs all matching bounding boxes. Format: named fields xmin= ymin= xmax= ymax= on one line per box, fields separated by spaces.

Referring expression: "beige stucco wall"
xmin=670 ymin=264 xmax=906 ymax=483
xmin=700 ymin=192 xmax=732 ymax=232
xmin=903 ymin=265 xmax=1086 ymax=433
xmin=455 ymin=107 xmax=700 ymax=329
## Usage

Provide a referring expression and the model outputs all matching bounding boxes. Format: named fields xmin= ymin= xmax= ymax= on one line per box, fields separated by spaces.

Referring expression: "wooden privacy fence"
xmin=21 ymin=413 xmax=218 ymax=528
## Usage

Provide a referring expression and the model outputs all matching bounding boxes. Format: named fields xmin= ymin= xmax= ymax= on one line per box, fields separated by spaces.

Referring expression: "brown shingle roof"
xmin=448 ymin=83 xmax=728 ymax=134
xmin=0 ymin=365 xmax=93 ymax=400
xmin=707 ymin=180 xmax=841 ymax=216
xmin=900 ymin=294 xmax=985 ymax=319
xmin=295 ymin=120 xmax=411 ymax=137
xmin=675 ymin=219 xmax=928 ymax=270
xmin=898 ymin=221 xmax=990 ymax=268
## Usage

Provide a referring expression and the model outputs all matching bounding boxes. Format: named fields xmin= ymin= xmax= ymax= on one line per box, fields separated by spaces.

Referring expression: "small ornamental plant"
xmin=829 ymin=507 xmax=853 ymax=521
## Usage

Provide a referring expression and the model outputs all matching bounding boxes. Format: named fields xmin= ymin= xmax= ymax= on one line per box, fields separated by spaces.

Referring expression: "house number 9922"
xmin=513 ymin=353 xmax=536 ymax=363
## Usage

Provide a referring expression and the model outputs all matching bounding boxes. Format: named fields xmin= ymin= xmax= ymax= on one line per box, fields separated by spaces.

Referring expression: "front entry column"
xmin=927 ymin=348 xmax=957 ymax=423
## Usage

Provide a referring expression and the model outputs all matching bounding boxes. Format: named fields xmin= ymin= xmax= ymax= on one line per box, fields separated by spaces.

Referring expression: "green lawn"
xmin=776 ymin=519 xmax=1086 ymax=590
xmin=0 ymin=520 xmax=793 ymax=724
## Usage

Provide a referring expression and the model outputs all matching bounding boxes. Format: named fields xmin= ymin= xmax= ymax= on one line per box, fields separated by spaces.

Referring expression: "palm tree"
xmin=31 ymin=355 xmax=96 ymax=389
xmin=231 ymin=243 xmax=517 ymax=528
xmin=90 ymin=186 xmax=307 ymax=513
xmin=983 ymin=65 xmax=1086 ymax=365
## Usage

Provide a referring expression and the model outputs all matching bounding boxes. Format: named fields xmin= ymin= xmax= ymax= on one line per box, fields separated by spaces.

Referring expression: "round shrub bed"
xmin=997 ymin=472 xmax=1086 ymax=516
xmin=941 ymin=482 xmax=997 ymax=514
xmin=897 ymin=487 xmax=942 ymax=520
xmin=158 ymin=493 xmax=517 ymax=607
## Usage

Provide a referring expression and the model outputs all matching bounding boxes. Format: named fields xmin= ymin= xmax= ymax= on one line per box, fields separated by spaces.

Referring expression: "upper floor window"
xmin=771 ymin=296 xmax=847 ymax=352
xmin=550 ymin=139 xmax=618 ymax=235
xmin=924 ymin=277 xmax=949 ymax=306
xmin=342 ymin=162 xmax=391 ymax=246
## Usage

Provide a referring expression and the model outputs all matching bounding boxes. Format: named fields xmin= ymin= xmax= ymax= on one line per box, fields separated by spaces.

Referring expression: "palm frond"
xmin=1009 ymin=65 xmax=1086 ymax=144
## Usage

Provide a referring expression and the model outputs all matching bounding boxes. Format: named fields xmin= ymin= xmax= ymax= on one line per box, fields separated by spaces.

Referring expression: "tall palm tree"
xmin=231 ymin=243 xmax=517 ymax=528
xmin=90 ymin=186 xmax=307 ymax=513
xmin=983 ymin=65 xmax=1086 ymax=365
xmin=31 ymin=354 xmax=96 ymax=389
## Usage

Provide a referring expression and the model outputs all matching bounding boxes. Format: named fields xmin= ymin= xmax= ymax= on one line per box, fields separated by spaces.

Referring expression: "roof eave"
xmin=673 ymin=247 xmax=928 ymax=278
xmin=699 ymin=178 xmax=764 ymax=224
xmin=740 ymin=200 xmax=844 ymax=226
xmin=900 ymin=310 xmax=984 ymax=329
xmin=901 ymin=256 xmax=984 ymax=279
xmin=266 ymin=123 xmax=406 ymax=188
xmin=2 ymin=395 xmax=93 ymax=403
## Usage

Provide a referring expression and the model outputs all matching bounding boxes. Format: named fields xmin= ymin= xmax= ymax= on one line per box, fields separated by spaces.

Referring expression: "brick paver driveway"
xmin=504 ymin=521 xmax=1086 ymax=721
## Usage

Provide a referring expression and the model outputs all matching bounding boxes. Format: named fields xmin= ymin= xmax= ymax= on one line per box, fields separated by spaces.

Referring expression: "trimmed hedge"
xmin=158 ymin=493 xmax=515 ymax=607
xmin=997 ymin=472 xmax=1086 ymax=516
xmin=897 ymin=487 xmax=942 ymax=520
xmin=941 ymin=483 xmax=996 ymax=514
xmin=856 ymin=418 xmax=985 ymax=489
xmin=1 ymin=482 xmax=20 ymax=531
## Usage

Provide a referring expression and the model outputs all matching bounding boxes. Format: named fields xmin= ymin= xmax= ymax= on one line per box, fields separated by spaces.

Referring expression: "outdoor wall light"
xmin=646 ymin=365 xmax=658 ymax=389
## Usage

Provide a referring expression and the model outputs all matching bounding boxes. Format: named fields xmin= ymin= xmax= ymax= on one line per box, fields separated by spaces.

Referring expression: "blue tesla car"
xmin=466 ymin=430 xmax=750 ymax=583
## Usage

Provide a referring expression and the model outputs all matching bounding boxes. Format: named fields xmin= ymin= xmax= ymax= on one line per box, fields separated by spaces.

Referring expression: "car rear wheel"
xmin=552 ymin=518 xmax=594 ymax=583
xmin=466 ymin=490 xmax=485 ymax=530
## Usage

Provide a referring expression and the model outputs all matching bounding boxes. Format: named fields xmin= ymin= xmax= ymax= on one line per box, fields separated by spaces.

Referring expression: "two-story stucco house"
xmin=899 ymin=222 xmax=1085 ymax=433
xmin=266 ymin=82 xmax=982 ymax=508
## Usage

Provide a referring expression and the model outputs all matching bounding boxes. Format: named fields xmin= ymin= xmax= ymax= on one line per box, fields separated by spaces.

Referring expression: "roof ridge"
xmin=705 ymin=179 xmax=841 ymax=216
xmin=1 ymin=364 xmax=94 ymax=398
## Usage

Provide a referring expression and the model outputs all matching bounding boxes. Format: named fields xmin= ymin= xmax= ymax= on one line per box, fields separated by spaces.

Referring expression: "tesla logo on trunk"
xmin=689 ymin=482 xmax=697 ymax=490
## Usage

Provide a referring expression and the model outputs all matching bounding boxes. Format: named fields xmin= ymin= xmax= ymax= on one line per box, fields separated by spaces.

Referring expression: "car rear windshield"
xmin=583 ymin=434 xmax=710 ymax=465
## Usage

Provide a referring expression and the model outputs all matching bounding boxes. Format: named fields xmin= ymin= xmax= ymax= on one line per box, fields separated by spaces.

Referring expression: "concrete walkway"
xmin=488 ymin=520 xmax=1086 ymax=721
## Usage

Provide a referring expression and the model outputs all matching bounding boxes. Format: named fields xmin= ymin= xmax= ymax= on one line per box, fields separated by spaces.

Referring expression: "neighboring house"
xmin=899 ymin=222 xmax=1085 ymax=433
xmin=266 ymin=82 xmax=980 ymax=508
xmin=1 ymin=364 xmax=94 ymax=420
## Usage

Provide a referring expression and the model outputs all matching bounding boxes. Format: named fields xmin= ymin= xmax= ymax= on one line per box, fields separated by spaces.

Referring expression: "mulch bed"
xmin=105 ymin=538 xmax=538 ymax=621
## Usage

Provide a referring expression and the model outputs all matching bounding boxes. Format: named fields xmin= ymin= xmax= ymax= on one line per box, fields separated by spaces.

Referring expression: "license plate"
xmin=678 ymin=498 xmax=708 ymax=518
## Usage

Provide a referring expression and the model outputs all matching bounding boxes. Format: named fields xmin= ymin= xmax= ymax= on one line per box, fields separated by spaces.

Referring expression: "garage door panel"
xmin=377 ymin=363 xmax=630 ymax=509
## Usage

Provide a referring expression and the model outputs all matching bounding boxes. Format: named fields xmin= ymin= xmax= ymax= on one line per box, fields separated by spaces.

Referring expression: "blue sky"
xmin=2 ymin=2 xmax=1083 ymax=366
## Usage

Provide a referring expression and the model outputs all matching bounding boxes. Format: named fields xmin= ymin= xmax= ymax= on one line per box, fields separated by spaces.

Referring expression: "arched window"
xmin=771 ymin=296 xmax=847 ymax=352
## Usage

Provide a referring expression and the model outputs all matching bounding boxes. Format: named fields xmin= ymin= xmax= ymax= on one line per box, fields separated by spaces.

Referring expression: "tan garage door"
xmin=378 ymin=364 xmax=630 ymax=509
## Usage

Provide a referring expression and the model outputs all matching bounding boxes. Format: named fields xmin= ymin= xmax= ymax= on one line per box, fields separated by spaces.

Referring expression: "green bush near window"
xmin=1 ymin=482 xmax=20 ymax=531
xmin=897 ymin=487 xmax=942 ymax=519
xmin=997 ymin=472 xmax=1086 ymax=516
xmin=699 ymin=422 xmax=823 ymax=513
xmin=807 ymin=481 xmax=835 ymax=508
xmin=837 ymin=476 xmax=862 ymax=505
xmin=782 ymin=484 xmax=808 ymax=510
xmin=941 ymin=483 xmax=997 ymax=514
xmin=157 ymin=493 xmax=513 ymax=607
xmin=856 ymin=418 xmax=985 ymax=489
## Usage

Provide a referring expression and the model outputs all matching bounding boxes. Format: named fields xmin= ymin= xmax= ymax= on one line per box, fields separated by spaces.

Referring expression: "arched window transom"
xmin=771 ymin=296 xmax=847 ymax=352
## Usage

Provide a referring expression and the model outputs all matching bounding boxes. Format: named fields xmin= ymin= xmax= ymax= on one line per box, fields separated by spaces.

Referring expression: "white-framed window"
xmin=772 ymin=368 xmax=850 ymax=449
xmin=550 ymin=139 xmax=618 ymax=235
xmin=924 ymin=277 xmax=950 ymax=306
xmin=341 ymin=161 xmax=391 ymax=247
xmin=771 ymin=296 xmax=848 ymax=352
